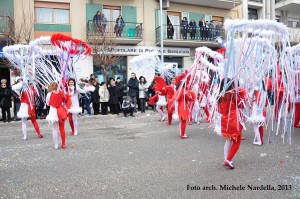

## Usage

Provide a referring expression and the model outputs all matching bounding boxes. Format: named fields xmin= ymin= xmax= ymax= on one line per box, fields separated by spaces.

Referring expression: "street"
xmin=0 ymin=111 xmax=299 ymax=199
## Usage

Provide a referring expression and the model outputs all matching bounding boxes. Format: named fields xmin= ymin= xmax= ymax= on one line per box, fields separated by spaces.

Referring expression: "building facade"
xmin=1 ymin=0 xmax=299 ymax=85
xmin=242 ymin=0 xmax=300 ymax=44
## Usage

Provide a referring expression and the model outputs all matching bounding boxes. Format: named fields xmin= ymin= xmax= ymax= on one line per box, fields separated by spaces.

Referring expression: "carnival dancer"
xmin=156 ymin=91 xmax=167 ymax=121
xmin=66 ymin=78 xmax=94 ymax=136
xmin=191 ymin=73 xmax=211 ymax=125
xmin=163 ymin=77 xmax=177 ymax=125
xmin=218 ymin=78 xmax=247 ymax=169
xmin=248 ymin=81 xmax=268 ymax=146
xmin=149 ymin=76 xmax=167 ymax=121
xmin=46 ymin=82 xmax=68 ymax=149
xmin=274 ymin=72 xmax=284 ymax=121
xmin=294 ymin=90 xmax=300 ymax=128
xmin=173 ymin=81 xmax=196 ymax=139
xmin=12 ymin=80 xmax=43 ymax=140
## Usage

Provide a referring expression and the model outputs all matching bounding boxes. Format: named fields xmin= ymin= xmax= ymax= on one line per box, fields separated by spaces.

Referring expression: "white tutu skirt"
xmin=214 ymin=113 xmax=222 ymax=136
xmin=247 ymin=115 xmax=266 ymax=123
xmin=157 ymin=96 xmax=167 ymax=106
xmin=69 ymin=96 xmax=81 ymax=114
xmin=172 ymin=112 xmax=179 ymax=121
xmin=248 ymin=104 xmax=265 ymax=123
xmin=46 ymin=107 xmax=58 ymax=123
xmin=200 ymin=95 xmax=207 ymax=107
xmin=17 ymin=103 xmax=29 ymax=118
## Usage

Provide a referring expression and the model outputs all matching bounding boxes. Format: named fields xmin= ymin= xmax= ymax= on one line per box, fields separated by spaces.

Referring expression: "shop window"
xmin=94 ymin=56 xmax=127 ymax=94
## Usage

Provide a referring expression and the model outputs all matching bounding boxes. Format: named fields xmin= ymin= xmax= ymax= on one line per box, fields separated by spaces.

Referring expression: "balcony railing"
xmin=155 ymin=25 xmax=225 ymax=42
xmin=249 ymin=0 xmax=263 ymax=2
xmin=0 ymin=16 xmax=14 ymax=36
xmin=87 ymin=20 xmax=143 ymax=39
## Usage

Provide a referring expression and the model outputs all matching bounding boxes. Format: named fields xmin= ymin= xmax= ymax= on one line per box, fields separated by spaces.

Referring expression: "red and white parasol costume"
xmin=218 ymin=87 xmax=247 ymax=169
xmin=65 ymin=85 xmax=94 ymax=135
xmin=248 ymin=88 xmax=268 ymax=145
xmin=12 ymin=82 xmax=43 ymax=140
xmin=46 ymin=90 xmax=67 ymax=149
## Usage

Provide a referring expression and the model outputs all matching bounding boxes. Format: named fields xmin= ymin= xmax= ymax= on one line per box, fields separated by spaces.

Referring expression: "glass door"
xmin=103 ymin=6 xmax=121 ymax=35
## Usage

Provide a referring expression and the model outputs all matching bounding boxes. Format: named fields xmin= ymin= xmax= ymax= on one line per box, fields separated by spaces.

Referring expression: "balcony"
xmin=169 ymin=0 xmax=240 ymax=9
xmin=34 ymin=23 xmax=71 ymax=38
xmin=275 ymin=0 xmax=300 ymax=13
xmin=155 ymin=25 xmax=224 ymax=48
xmin=87 ymin=20 xmax=143 ymax=45
xmin=0 ymin=16 xmax=15 ymax=43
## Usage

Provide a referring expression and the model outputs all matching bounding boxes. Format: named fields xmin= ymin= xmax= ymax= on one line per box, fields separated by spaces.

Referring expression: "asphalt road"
xmin=0 ymin=111 xmax=299 ymax=199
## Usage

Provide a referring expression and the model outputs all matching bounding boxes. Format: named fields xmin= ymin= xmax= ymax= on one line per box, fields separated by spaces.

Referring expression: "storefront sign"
xmin=109 ymin=46 xmax=190 ymax=57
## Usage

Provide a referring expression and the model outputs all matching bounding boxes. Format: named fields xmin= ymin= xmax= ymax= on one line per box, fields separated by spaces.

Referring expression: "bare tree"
xmin=14 ymin=1 xmax=34 ymax=44
xmin=87 ymin=32 xmax=121 ymax=81
xmin=0 ymin=1 xmax=34 ymax=66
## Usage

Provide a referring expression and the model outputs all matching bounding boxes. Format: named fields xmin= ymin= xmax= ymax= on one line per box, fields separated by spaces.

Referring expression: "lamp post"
xmin=160 ymin=0 xmax=164 ymax=65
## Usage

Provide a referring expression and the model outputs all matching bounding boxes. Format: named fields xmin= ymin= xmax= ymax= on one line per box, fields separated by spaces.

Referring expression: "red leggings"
xmin=167 ymin=106 xmax=175 ymax=125
xmin=30 ymin=117 xmax=42 ymax=136
xmin=68 ymin=113 xmax=74 ymax=134
xmin=180 ymin=118 xmax=187 ymax=137
xmin=227 ymin=136 xmax=242 ymax=161
xmin=259 ymin=126 xmax=264 ymax=144
xmin=59 ymin=120 xmax=66 ymax=146
xmin=294 ymin=103 xmax=300 ymax=126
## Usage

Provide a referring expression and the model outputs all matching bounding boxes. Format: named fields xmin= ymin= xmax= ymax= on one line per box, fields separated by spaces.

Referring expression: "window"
xmin=248 ymin=8 xmax=258 ymax=20
xmin=34 ymin=1 xmax=70 ymax=24
xmin=102 ymin=5 xmax=121 ymax=33
xmin=103 ymin=5 xmax=121 ymax=22
xmin=288 ymin=18 xmax=300 ymax=28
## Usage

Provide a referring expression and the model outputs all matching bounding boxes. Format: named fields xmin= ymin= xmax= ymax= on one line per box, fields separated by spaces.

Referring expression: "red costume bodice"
xmin=218 ymin=88 xmax=247 ymax=140
xmin=49 ymin=90 xmax=64 ymax=108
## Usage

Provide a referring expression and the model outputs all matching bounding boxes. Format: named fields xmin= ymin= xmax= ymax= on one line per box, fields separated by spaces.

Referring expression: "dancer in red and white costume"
xmin=66 ymin=78 xmax=94 ymax=136
xmin=218 ymin=79 xmax=247 ymax=169
xmin=173 ymin=81 xmax=196 ymax=139
xmin=156 ymin=91 xmax=167 ymax=121
xmin=149 ymin=76 xmax=167 ymax=121
xmin=163 ymin=77 xmax=177 ymax=125
xmin=12 ymin=79 xmax=43 ymax=140
xmin=46 ymin=82 xmax=68 ymax=149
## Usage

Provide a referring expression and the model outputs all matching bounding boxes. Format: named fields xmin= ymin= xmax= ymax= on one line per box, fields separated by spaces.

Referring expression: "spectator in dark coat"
xmin=167 ymin=21 xmax=174 ymax=39
xmin=199 ymin=17 xmax=205 ymax=40
xmin=114 ymin=15 xmax=125 ymax=37
xmin=215 ymin=21 xmax=223 ymax=37
xmin=116 ymin=77 xmax=123 ymax=111
xmin=91 ymin=78 xmax=100 ymax=115
xmin=208 ymin=21 xmax=214 ymax=40
xmin=0 ymin=79 xmax=12 ymax=122
xmin=108 ymin=80 xmax=120 ymax=114
xmin=11 ymin=77 xmax=21 ymax=121
xmin=127 ymin=72 xmax=139 ymax=112
xmin=93 ymin=11 xmax=102 ymax=33
xmin=189 ymin=18 xmax=197 ymax=40
xmin=181 ymin=17 xmax=188 ymax=40
xmin=36 ymin=85 xmax=48 ymax=119
xmin=122 ymin=96 xmax=135 ymax=117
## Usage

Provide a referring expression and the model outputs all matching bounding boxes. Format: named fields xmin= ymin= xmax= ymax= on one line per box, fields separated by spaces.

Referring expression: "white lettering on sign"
xmin=97 ymin=46 xmax=190 ymax=57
